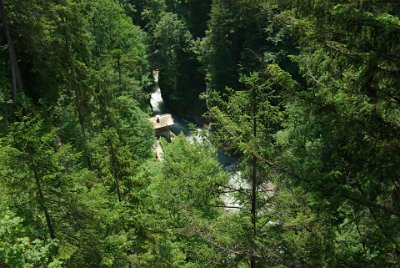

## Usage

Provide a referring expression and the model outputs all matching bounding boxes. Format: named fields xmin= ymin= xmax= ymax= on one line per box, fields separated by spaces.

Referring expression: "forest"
xmin=0 ymin=0 xmax=399 ymax=267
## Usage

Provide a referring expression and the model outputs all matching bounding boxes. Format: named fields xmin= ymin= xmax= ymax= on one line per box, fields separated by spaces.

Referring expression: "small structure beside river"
xmin=150 ymin=113 xmax=174 ymax=140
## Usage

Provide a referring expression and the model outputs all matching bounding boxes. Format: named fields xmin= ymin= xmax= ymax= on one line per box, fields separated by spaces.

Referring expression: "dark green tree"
xmin=274 ymin=1 xmax=400 ymax=265
xmin=0 ymin=116 xmax=108 ymax=265
xmin=207 ymin=66 xmax=297 ymax=266
xmin=152 ymin=12 xmax=205 ymax=114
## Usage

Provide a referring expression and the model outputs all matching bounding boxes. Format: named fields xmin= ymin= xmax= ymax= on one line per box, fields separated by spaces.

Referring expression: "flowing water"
xmin=150 ymin=72 xmax=197 ymax=135
xmin=150 ymin=70 xmax=248 ymax=209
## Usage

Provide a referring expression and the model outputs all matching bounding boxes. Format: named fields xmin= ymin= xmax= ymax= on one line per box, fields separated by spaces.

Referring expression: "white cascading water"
xmin=150 ymin=70 xmax=244 ymax=210
xmin=150 ymin=87 xmax=163 ymax=114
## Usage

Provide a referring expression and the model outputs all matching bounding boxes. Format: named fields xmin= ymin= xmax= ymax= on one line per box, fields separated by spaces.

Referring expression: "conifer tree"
xmin=275 ymin=1 xmax=400 ymax=265
xmin=207 ymin=65 xmax=296 ymax=266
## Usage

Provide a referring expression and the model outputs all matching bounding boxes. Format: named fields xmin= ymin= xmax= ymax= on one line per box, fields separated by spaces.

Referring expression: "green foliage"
xmin=274 ymin=1 xmax=400 ymax=265
xmin=0 ymin=208 xmax=61 ymax=267
xmin=85 ymin=0 xmax=149 ymax=80
xmin=165 ymin=0 xmax=212 ymax=38
xmin=91 ymin=96 xmax=154 ymax=201
xmin=159 ymin=135 xmax=227 ymax=216
xmin=0 ymin=116 xmax=106 ymax=265
xmin=152 ymin=12 xmax=205 ymax=114
xmin=199 ymin=0 xmax=299 ymax=94
xmin=199 ymin=0 xmax=243 ymax=93
xmin=0 ymin=0 xmax=399 ymax=266
xmin=127 ymin=135 xmax=237 ymax=266
xmin=207 ymin=69 xmax=293 ymax=265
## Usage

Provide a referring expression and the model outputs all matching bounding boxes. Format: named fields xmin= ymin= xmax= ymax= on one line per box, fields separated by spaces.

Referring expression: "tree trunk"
xmin=61 ymin=16 xmax=85 ymax=131
xmin=109 ymin=141 xmax=122 ymax=202
xmin=250 ymin=85 xmax=257 ymax=268
xmin=117 ymin=55 xmax=122 ymax=88
xmin=28 ymin=151 xmax=56 ymax=239
xmin=0 ymin=0 xmax=23 ymax=105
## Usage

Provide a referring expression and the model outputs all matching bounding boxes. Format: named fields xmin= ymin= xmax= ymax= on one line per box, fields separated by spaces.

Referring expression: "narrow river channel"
xmin=150 ymin=70 xmax=248 ymax=209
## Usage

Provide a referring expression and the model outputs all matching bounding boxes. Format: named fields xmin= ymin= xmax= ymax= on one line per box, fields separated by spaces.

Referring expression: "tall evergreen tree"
xmin=207 ymin=65 xmax=297 ymax=266
xmin=275 ymin=1 xmax=400 ymax=265
xmin=152 ymin=12 xmax=205 ymax=114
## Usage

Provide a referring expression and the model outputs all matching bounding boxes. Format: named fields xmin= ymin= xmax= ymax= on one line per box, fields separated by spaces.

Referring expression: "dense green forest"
xmin=0 ymin=0 xmax=399 ymax=267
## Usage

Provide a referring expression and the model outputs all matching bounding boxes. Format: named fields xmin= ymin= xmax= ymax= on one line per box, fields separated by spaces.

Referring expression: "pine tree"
xmin=275 ymin=1 xmax=400 ymax=265
xmin=0 ymin=116 xmax=108 ymax=265
xmin=207 ymin=65 xmax=296 ymax=266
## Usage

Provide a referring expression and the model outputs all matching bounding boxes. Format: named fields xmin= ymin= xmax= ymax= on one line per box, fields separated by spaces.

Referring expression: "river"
xmin=150 ymin=70 xmax=248 ymax=209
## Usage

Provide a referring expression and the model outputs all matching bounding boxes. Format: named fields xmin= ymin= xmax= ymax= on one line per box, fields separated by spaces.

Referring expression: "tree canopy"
xmin=0 ymin=0 xmax=399 ymax=267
